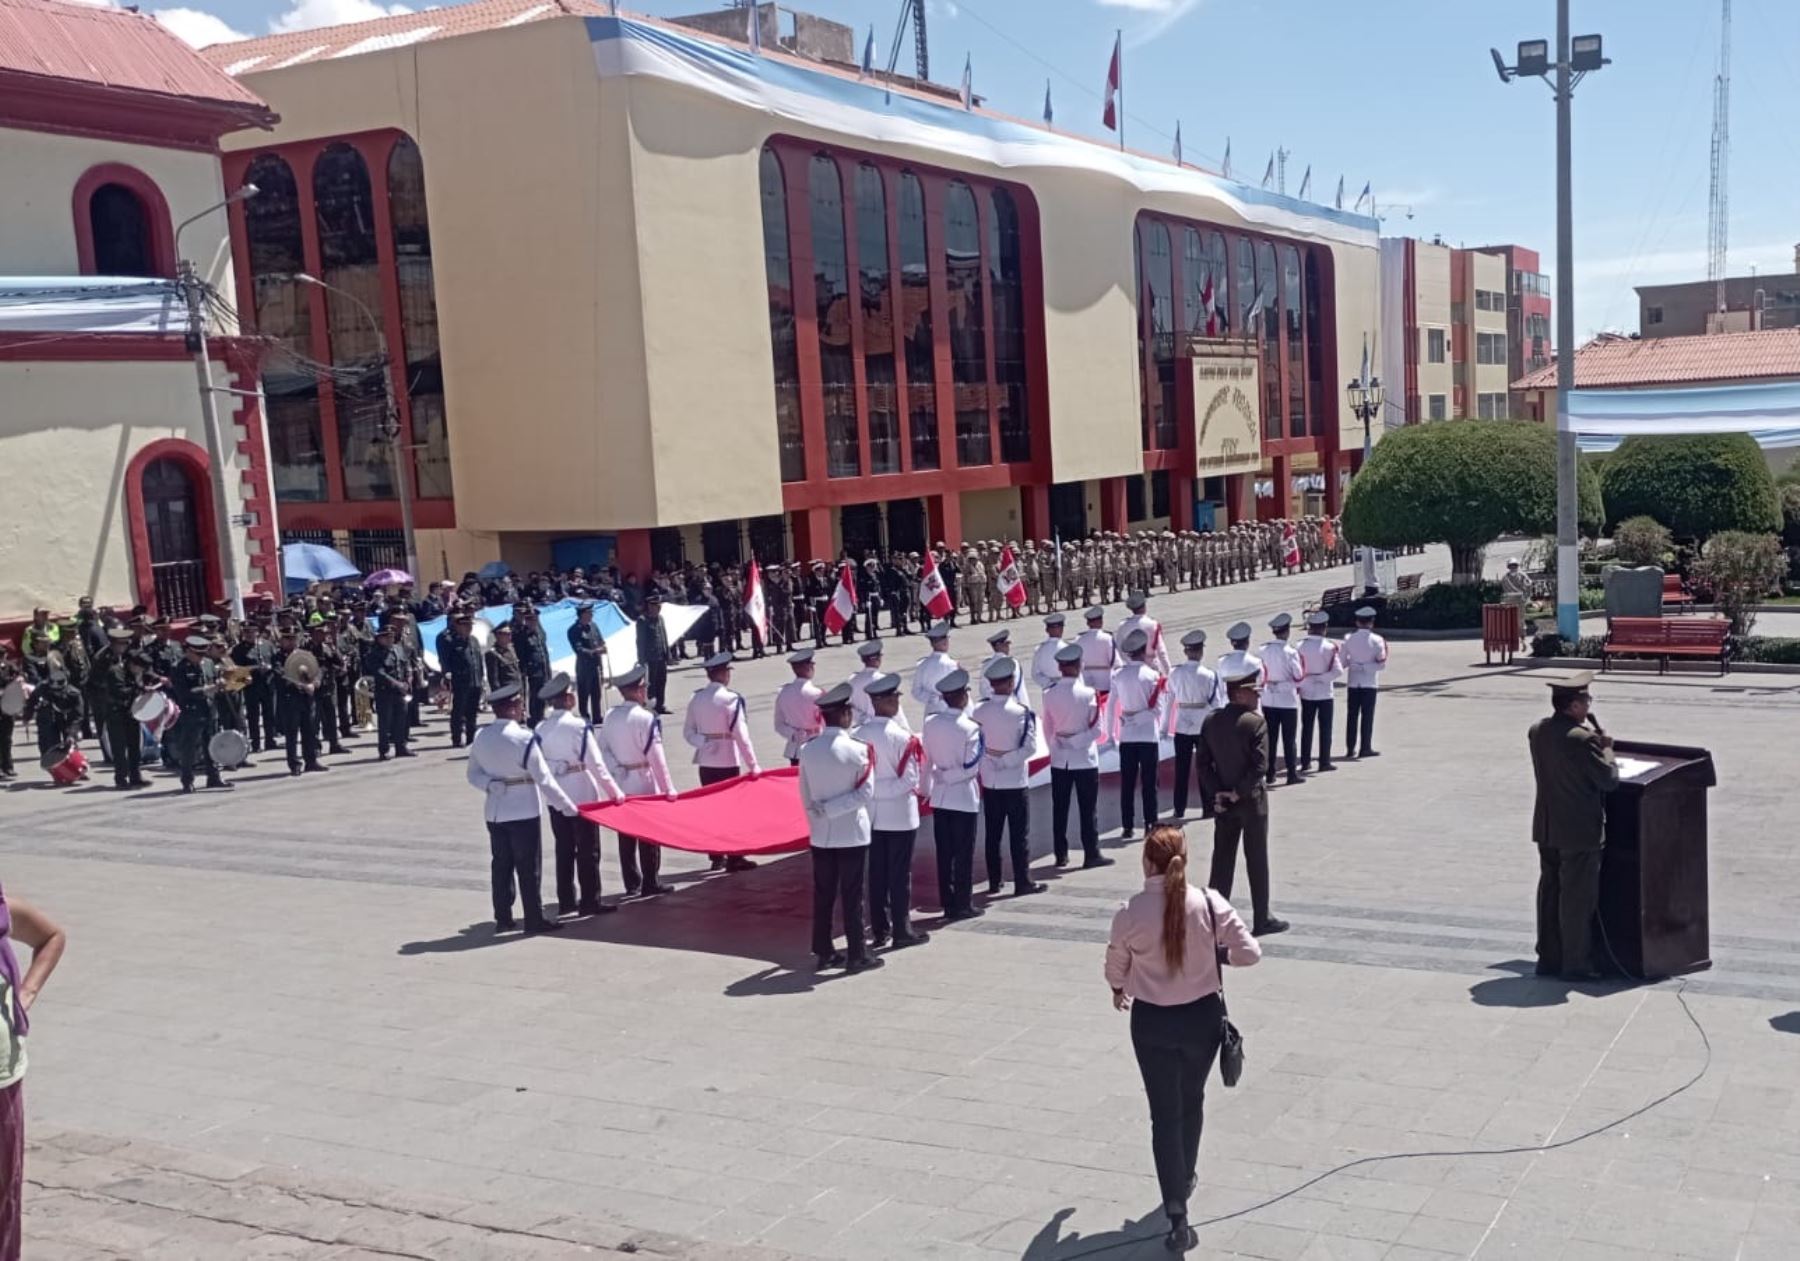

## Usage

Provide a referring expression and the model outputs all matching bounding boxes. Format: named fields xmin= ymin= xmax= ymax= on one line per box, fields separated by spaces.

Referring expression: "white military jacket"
xmin=971 ymin=692 xmax=1036 ymax=791
xmin=853 ymin=713 xmax=922 ymax=831
xmin=1116 ymin=613 xmax=1172 ymax=674
xmin=772 ymin=677 xmax=824 ymax=760
xmin=1341 ymin=629 xmax=1390 ymax=689
xmin=920 ymin=710 xmax=983 ymax=813
xmin=683 ymin=682 xmax=760 ymax=771
xmin=1257 ymin=640 xmax=1306 ymax=709
xmin=1108 ymin=662 xmax=1168 ymax=745
xmin=797 ymin=727 xmax=874 ymax=849
xmin=1296 ymin=634 xmax=1344 ymax=702
xmin=1166 ymin=661 xmax=1224 ymax=735
xmin=598 ymin=702 xmax=675 ymax=798
xmin=1077 ymin=628 xmax=1117 ymax=693
xmin=534 ymin=707 xmax=624 ymax=806
xmin=1040 ymin=676 xmax=1102 ymax=771
xmin=1030 ymin=636 xmax=1066 ymax=693
xmin=466 ymin=718 xmax=579 ymax=823
xmin=910 ymin=651 xmax=959 ymax=716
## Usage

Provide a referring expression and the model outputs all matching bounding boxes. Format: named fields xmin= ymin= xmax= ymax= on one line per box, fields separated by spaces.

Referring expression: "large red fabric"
xmin=580 ymin=767 xmax=810 ymax=856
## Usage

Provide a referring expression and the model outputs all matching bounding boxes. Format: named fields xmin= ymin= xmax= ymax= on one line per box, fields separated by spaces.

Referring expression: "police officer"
xmin=921 ymin=669 xmax=982 ymax=920
xmin=856 ymin=673 xmax=928 ymax=948
xmin=1108 ymin=628 xmax=1166 ymax=840
xmin=1528 ymin=672 xmax=1619 ymax=981
xmin=973 ymin=656 xmax=1045 ymax=898
xmin=684 ymin=651 xmax=761 ymax=872
xmin=1168 ymin=628 xmax=1224 ymax=821
xmin=1258 ymin=613 xmax=1304 ymax=786
xmin=598 ymin=666 xmax=676 ymax=897
xmin=308 ymin=622 xmax=349 ymax=757
xmin=1031 ymin=612 xmax=1067 ymax=695
xmin=1198 ymin=667 xmax=1289 ymax=936
xmin=512 ymin=603 xmax=550 ymax=725
xmin=1296 ymin=610 xmax=1342 ymax=774
xmin=465 ymin=682 xmax=579 ymax=934
xmin=568 ymin=601 xmax=607 ymax=723
xmin=536 ymin=672 xmax=625 ymax=916
xmin=800 ymin=682 xmax=880 ymax=972
xmin=97 ymin=628 xmax=145 ymax=789
xmin=772 ymin=648 xmax=823 ymax=766
xmin=909 ymin=622 xmax=958 ymax=718
xmin=1341 ymin=606 xmax=1388 ymax=760
xmin=232 ymin=622 xmax=277 ymax=753
xmin=485 ymin=622 xmax=522 ymax=693
xmin=637 ymin=592 xmax=672 ymax=714
xmin=1040 ymin=642 xmax=1107 ymax=869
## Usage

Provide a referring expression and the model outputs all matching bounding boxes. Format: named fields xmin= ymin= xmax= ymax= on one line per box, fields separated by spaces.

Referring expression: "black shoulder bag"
xmin=1203 ymin=890 xmax=1246 ymax=1087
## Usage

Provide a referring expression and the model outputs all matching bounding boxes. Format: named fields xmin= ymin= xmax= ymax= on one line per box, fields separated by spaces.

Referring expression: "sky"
xmin=144 ymin=0 xmax=1800 ymax=347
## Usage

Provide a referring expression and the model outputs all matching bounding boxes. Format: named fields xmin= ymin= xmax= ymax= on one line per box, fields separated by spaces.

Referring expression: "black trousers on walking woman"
xmin=1130 ymin=992 xmax=1226 ymax=1216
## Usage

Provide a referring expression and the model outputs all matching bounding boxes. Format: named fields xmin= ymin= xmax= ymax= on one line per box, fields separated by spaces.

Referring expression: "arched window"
xmin=142 ymin=457 xmax=207 ymax=619
xmin=988 ymin=188 xmax=1030 ymax=463
xmin=89 ymin=185 xmax=155 ymax=276
xmin=1304 ymin=248 xmax=1327 ymax=436
xmin=856 ymin=164 xmax=899 ymax=476
xmin=759 ymin=148 xmax=806 ymax=483
xmin=242 ymin=154 xmax=326 ymax=502
xmin=1256 ymin=240 xmax=1280 ymax=440
xmin=944 ymin=181 xmax=990 ymax=466
xmin=898 ymin=173 xmax=939 ymax=471
xmin=1206 ymin=231 xmax=1231 ymax=335
xmin=1182 ymin=227 xmax=1206 ymax=336
xmin=1282 ymin=244 xmax=1306 ymax=437
xmin=388 ymin=137 xmax=452 ymax=499
xmin=1236 ymin=237 xmax=1257 ymax=337
xmin=314 ymin=143 xmax=393 ymax=500
xmin=1144 ymin=220 xmax=1176 ymax=450
xmin=810 ymin=154 xmax=859 ymax=479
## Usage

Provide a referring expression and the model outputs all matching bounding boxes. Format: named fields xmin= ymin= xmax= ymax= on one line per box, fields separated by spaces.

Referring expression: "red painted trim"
xmin=71 ymin=163 xmax=178 ymax=278
xmin=0 ymin=71 xmax=274 ymax=153
xmin=925 ymin=494 xmax=962 ymax=551
xmin=124 ymin=438 xmax=223 ymax=617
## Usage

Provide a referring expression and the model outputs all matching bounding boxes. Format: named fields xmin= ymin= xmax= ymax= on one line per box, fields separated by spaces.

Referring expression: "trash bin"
xmin=1598 ymin=739 xmax=1717 ymax=979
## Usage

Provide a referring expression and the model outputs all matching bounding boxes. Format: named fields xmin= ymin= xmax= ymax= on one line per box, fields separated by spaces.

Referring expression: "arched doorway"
xmin=143 ymin=457 xmax=209 ymax=618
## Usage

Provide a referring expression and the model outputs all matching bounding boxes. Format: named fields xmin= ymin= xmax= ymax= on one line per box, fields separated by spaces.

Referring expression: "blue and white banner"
xmin=1569 ymin=382 xmax=1800 ymax=452
xmin=0 ymin=277 xmax=183 ymax=335
xmin=416 ymin=598 xmax=706 ymax=679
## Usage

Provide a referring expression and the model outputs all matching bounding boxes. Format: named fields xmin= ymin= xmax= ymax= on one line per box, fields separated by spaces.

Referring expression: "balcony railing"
xmin=152 ymin=560 xmax=208 ymax=620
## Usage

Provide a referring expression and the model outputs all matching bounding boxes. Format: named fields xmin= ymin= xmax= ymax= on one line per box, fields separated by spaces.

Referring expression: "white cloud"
xmin=1096 ymin=0 xmax=1182 ymax=9
xmin=272 ymin=0 xmax=411 ymax=34
xmin=154 ymin=7 xmax=248 ymax=46
xmin=1113 ymin=0 xmax=1202 ymax=47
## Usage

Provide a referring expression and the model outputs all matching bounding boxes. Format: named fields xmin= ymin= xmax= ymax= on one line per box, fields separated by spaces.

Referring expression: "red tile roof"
xmin=1514 ymin=328 xmax=1800 ymax=391
xmin=201 ymin=0 xmax=608 ymax=74
xmin=0 ymin=0 xmax=271 ymax=117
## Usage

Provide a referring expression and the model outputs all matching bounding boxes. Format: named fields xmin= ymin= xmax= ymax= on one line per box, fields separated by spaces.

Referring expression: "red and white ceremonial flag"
xmin=997 ymin=544 xmax=1027 ymax=610
xmin=1101 ymin=33 xmax=1122 ymax=132
xmin=743 ymin=558 xmax=768 ymax=643
xmin=918 ymin=550 xmax=953 ymax=619
xmin=1282 ymin=521 xmax=1301 ymax=568
xmin=823 ymin=560 xmax=858 ymax=635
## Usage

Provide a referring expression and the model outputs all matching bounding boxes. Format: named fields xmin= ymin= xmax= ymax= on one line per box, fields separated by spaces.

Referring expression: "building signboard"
xmin=1192 ymin=352 xmax=1261 ymax=477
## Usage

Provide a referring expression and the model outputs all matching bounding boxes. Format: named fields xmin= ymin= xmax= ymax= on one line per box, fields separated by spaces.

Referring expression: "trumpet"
xmin=220 ymin=665 xmax=255 ymax=692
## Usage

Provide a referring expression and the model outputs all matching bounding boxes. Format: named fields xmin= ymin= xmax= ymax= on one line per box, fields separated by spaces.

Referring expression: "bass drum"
xmin=0 ymin=677 xmax=31 ymax=719
xmin=208 ymin=728 xmax=250 ymax=770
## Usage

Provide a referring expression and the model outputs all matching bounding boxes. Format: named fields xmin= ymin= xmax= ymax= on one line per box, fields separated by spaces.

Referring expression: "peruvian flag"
xmin=918 ymin=549 xmax=953 ymax=619
xmin=743 ymin=558 xmax=768 ymax=643
xmin=1200 ymin=272 xmax=1217 ymax=337
xmin=823 ymin=560 xmax=858 ymax=635
xmin=1282 ymin=522 xmax=1301 ymax=568
xmin=1101 ymin=34 xmax=1121 ymax=132
xmin=997 ymin=544 xmax=1027 ymax=610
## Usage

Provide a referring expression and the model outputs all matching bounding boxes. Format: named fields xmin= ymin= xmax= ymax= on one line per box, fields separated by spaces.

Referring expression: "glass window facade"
xmin=242 ymin=154 xmax=326 ymax=503
xmin=386 ymin=138 xmax=451 ymax=499
xmin=897 ymin=172 xmax=939 ymax=472
xmin=944 ymin=180 xmax=991 ymax=467
xmin=1143 ymin=221 xmax=1176 ymax=450
xmin=810 ymin=154 xmax=859 ymax=479
xmin=758 ymin=149 xmax=807 ymax=483
xmin=1283 ymin=245 xmax=1305 ymax=438
xmin=856 ymin=164 xmax=900 ymax=476
xmin=988 ymin=188 xmax=1030 ymax=464
xmin=313 ymin=143 xmax=393 ymax=501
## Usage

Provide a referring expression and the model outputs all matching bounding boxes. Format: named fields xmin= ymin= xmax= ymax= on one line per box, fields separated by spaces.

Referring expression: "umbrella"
xmin=362 ymin=567 xmax=414 ymax=589
xmin=477 ymin=560 xmax=513 ymax=580
xmin=281 ymin=541 xmax=360 ymax=586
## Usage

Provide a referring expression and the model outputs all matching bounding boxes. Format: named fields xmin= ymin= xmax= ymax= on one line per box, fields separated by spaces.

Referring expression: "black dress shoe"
xmin=1254 ymin=917 xmax=1291 ymax=935
xmin=524 ymin=920 xmax=563 ymax=934
xmin=890 ymin=931 xmax=929 ymax=948
xmin=847 ymin=955 xmax=885 ymax=973
xmin=305 ymin=761 xmax=329 ymax=773
xmin=724 ymin=856 xmax=757 ymax=872
xmin=180 ymin=782 xmax=196 ymax=794
xmin=395 ymin=749 xmax=418 ymax=759
xmin=640 ymin=882 xmax=675 ymax=896
xmin=558 ymin=902 xmax=578 ymax=917
xmin=1013 ymin=882 xmax=1048 ymax=896
xmin=328 ymin=745 xmax=348 ymax=755
xmin=1163 ymin=1216 xmax=1197 ymax=1252
xmin=1317 ymin=761 xmax=1337 ymax=772
xmin=1053 ymin=856 xmax=1070 ymax=869
xmin=590 ymin=903 xmax=619 ymax=915
xmin=206 ymin=778 xmax=232 ymax=791
xmin=986 ymin=882 xmax=1003 ymax=896
xmin=815 ymin=951 xmax=847 ymax=970
xmin=1286 ymin=773 xmax=1304 ymax=786
xmin=867 ymin=932 xmax=890 ymax=950
xmin=494 ymin=920 xmax=519 ymax=933
xmin=1082 ymin=855 xmax=1116 ymax=870
xmin=378 ymin=752 xmax=391 ymax=762
xmin=1360 ymin=750 xmax=1381 ymax=758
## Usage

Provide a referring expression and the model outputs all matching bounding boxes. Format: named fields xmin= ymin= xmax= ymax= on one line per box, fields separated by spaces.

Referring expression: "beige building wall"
xmin=1415 ymin=242 xmax=1453 ymax=417
xmin=960 ymin=487 xmax=1024 ymax=543
xmin=1470 ymin=250 xmax=1510 ymax=405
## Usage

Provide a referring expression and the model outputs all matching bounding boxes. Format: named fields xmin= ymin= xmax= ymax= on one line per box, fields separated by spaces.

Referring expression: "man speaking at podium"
xmin=1528 ymin=672 xmax=1620 ymax=982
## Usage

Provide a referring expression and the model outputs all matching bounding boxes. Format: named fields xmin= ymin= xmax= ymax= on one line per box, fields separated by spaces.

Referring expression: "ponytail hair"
xmin=1144 ymin=824 xmax=1190 ymax=972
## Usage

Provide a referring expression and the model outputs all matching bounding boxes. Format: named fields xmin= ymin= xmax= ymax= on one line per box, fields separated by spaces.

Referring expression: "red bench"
xmin=1661 ymin=574 xmax=1695 ymax=611
xmin=1396 ymin=573 xmax=1422 ymax=592
xmin=1602 ymin=616 xmax=1730 ymax=675
xmin=1319 ymin=585 xmax=1354 ymax=610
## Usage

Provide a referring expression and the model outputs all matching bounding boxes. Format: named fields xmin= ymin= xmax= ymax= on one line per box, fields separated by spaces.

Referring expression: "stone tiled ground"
xmin=5 ymin=544 xmax=1799 ymax=1260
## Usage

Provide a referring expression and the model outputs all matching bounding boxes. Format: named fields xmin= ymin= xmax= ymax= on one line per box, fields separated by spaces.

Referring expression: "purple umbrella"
xmin=363 ymin=568 xmax=414 ymax=589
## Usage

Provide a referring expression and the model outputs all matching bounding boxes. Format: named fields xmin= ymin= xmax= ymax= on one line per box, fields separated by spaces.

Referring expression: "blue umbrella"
xmin=282 ymin=541 xmax=360 ymax=587
xmin=477 ymin=560 xmax=513 ymax=580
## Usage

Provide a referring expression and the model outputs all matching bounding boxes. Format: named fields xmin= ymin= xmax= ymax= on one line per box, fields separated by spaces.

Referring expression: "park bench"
xmin=1319 ymin=585 xmax=1354 ymax=611
xmin=1601 ymin=616 xmax=1730 ymax=676
xmin=1396 ymin=573 xmax=1422 ymax=592
xmin=1661 ymin=574 xmax=1695 ymax=611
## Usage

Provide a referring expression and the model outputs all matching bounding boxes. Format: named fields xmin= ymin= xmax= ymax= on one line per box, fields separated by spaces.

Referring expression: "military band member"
xmin=684 ymin=650 xmax=762 ymax=872
xmin=308 ymin=622 xmax=349 ymax=756
xmin=637 ymin=592 xmax=672 ymax=714
xmin=1296 ymin=610 xmax=1342 ymax=774
xmin=1198 ymin=668 xmax=1288 ymax=935
xmin=165 ymin=635 xmax=228 ymax=794
xmin=1040 ymin=642 xmax=1108 ymax=869
xmin=1117 ymin=592 xmax=1172 ymax=675
xmin=1031 ymin=612 xmax=1067 ymax=695
xmin=909 ymin=621 xmax=958 ymax=718
xmin=536 ymin=672 xmax=625 ymax=916
xmin=1258 ymin=614 xmax=1305 ymax=786
xmin=1528 ymin=672 xmax=1619 ymax=981
xmin=599 ymin=666 xmax=676 ymax=897
xmin=1108 ymin=628 xmax=1166 ymax=840
xmin=275 ymin=627 xmax=327 ymax=776
xmin=855 ymin=673 xmax=928 ymax=948
xmin=512 ymin=603 xmax=551 ymax=726
xmin=973 ymin=657 xmax=1045 ymax=897
xmin=231 ymin=623 xmax=276 ymax=753
xmin=485 ymin=622 xmax=523 ymax=693
xmin=921 ymin=669 xmax=983 ymax=920
xmin=1168 ymin=628 xmax=1224 ymax=821
xmin=466 ymin=682 xmax=578 ymax=934
xmin=773 ymin=648 xmax=824 ymax=765
xmin=799 ymin=682 xmax=880 ymax=972
xmin=1342 ymin=606 xmax=1389 ymax=760
xmin=0 ymin=642 xmax=19 ymax=780
xmin=1077 ymin=606 xmax=1117 ymax=704
xmin=367 ymin=621 xmax=414 ymax=760
xmin=96 ymin=628 xmax=145 ymax=789
xmin=568 ymin=601 xmax=607 ymax=723
xmin=437 ymin=612 xmax=487 ymax=747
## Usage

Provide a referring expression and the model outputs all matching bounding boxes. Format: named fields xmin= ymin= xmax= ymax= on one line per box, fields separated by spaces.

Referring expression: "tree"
xmin=1599 ymin=433 xmax=1780 ymax=540
xmin=1610 ymin=515 xmax=1674 ymax=567
xmin=1691 ymin=531 xmax=1784 ymax=635
xmin=1341 ymin=421 xmax=1603 ymax=585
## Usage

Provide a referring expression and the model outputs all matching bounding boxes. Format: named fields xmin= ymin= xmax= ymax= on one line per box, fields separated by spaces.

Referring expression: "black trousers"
xmin=933 ymin=808 xmax=978 ymax=916
xmin=1536 ymin=846 xmax=1601 ymax=975
xmin=1170 ymin=734 xmax=1214 ymax=820
xmin=1299 ymin=698 xmax=1334 ymax=768
xmin=811 ymin=846 xmax=869 ymax=959
xmin=0 ymin=714 xmax=12 ymax=775
xmin=105 ymin=713 xmax=140 ymax=786
xmin=699 ymin=765 xmax=740 ymax=863
xmin=487 ymin=817 xmax=548 ymax=928
xmin=1050 ymin=767 xmax=1100 ymax=863
xmin=315 ymin=688 xmax=340 ymax=748
xmin=647 ymin=661 xmax=668 ymax=712
xmin=1118 ymin=741 xmax=1160 ymax=833
xmin=245 ymin=685 xmax=275 ymax=750
xmin=527 ymin=675 xmax=547 ymax=726
xmin=1131 ymin=993 xmax=1226 ymax=1216
xmin=548 ymin=809 xmax=603 ymax=910
xmin=450 ymin=682 xmax=482 ymax=745
xmin=1345 ymin=687 xmax=1378 ymax=756
xmin=283 ymin=693 xmax=320 ymax=768
xmin=618 ymin=834 xmax=662 ymax=892
xmin=982 ymin=786 xmax=1031 ymax=891
xmin=575 ymin=668 xmax=603 ymax=724
xmin=1209 ymin=799 xmax=1272 ymax=926
xmin=376 ymin=689 xmax=409 ymax=754
xmin=338 ymin=679 xmax=355 ymax=733
xmin=1263 ymin=705 xmax=1299 ymax=781
xmin=868 ymin=827 xmax=917 ymax=937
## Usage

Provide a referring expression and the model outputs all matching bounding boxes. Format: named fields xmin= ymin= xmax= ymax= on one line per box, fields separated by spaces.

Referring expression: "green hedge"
xmin=1531 ymin=632 xmax=1800 ymax=665
xmin=1342 ymin=581 xmax=1503 ymax=630
xmin=1600 ymin=433 xmax=1781 ymax=538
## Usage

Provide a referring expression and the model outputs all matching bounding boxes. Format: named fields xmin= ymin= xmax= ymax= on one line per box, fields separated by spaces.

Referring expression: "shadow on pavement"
xmin=1468 ymin=958 xmax=1642 ymax=1008
xmin=1019 ymin=1205 xmax=1167 ymax=1260
xmin=1769 ymin=1011 xmax=1800 ymax=1035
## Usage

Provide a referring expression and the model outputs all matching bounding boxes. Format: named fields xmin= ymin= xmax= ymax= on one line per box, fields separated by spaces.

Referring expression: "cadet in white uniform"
xmin=978 ymin=626 xmax=1022 ymax=702
xmin=465 ymin=682 xmax=580 ymax=934
xmin=972 ymin=656 xmax=1045 ymax=897
xmin=536 ymin=672 xmax=625 ymax=916
xmin=1108 ymin=627 xmax=1167 ymax=839
xmin=683 ymin=650 xmax=762 ymax=872
xmin=772 ymin=648 xmax=824 ymax=765
xmin=1258 ymin=613 xmax=1306 ymax=786
xmin=855 ymin=673 xmax=928 ymax=949
xmin=1167 ymin=628 xmax=1224 ymax=820
xmin=1116 ymin=591 xmax=1172 ymax=675
xmin=1040 ymin=641 xmax=1109 ymax=869
xmin=599 ymin=666 xmax=676 ymax=897
xmin=920 ymin=668 xmax=983 ymax=920
xmin=1215 ymin=621 xmax=1265 ymax=691
xmin=1295 ymin=610 xmax=1343 ymax=774
xmin=799 ymin=681 xmax=879 ymax=972
xmin=1341 ymin=605 xmax=1389 ymax=759
xmin=1076 ymin=606 xmax=1117 ymax=700
xmin=849 ymin=639 xmax=903 ymax=728
xmin=910 ymin=621 xmax=959 ymax=717
xmin=1031 ymin=612 xmax=1067 ymax=694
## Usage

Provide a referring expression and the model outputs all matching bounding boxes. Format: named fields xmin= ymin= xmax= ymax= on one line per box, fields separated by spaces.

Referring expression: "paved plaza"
xmin=5 ymin=546 xmax=1799 ymax=1261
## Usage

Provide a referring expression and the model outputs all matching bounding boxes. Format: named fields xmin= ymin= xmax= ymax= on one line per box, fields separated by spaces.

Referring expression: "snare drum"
xmin=130 ymin=690 xmax=181 ymax=737
xmin=40 ymin=743 xmax=89 ymax=785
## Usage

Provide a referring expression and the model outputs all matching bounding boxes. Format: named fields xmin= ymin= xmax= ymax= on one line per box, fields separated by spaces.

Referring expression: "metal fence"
xmin=348 ymin=529 xmax=407 ymax=576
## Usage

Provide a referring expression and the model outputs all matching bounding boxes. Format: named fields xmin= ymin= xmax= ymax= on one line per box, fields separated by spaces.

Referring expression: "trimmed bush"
xmin=1610 ymin=515 xmax=1675 ymax=567
xmin=1600 ymin=433 xmax=1780 ymax=540
xmin=1342 ymin=421 xmax=1603 ymax=584
xmin=1692 ymin=531 xmax=1786 ymax=635
xmin=1367 ymin=580 xmax=1503 ymax=630
xmin=1781 ymin=483 xmax=1800 ymax=549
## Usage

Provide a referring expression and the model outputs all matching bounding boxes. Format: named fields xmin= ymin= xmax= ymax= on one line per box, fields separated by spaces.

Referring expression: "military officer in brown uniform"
xmin=1197 ymin=665 xmax=1288 ymax=936
xmin=1528 ymin=671 xmax=1619 ymax=981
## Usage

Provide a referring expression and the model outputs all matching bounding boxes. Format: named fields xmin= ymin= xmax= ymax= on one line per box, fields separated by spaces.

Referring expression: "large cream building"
xmin=205 ymin=0 xmax=1384 ymax=581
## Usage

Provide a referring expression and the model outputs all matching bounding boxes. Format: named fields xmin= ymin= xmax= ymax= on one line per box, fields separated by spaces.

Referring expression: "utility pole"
xmin=178 ymin=259 xmax=245 ymax=621
xmin=1552 ymin=0 xmax=1579 ymax=643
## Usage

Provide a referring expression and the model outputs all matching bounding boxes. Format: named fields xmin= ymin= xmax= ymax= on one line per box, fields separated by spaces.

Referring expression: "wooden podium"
xmin=1598 ymin=740 xmax=1716 ymax=979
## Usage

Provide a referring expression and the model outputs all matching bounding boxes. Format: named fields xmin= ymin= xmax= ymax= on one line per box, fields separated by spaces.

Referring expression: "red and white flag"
xmin=1101 ymin=34 xmax=1121 ymax=132
xmin=918 ymin=550 xmax=953 ymax=620
xmin=823 ymin=560 xmax=858 ymax=635
xmin=997 ymin=544 xmax=1027 ymax=610
xmin=743 ymin=558 xmax=768 ymax=643
xmin=1282 ymin=522 xmax=1301 ymax=568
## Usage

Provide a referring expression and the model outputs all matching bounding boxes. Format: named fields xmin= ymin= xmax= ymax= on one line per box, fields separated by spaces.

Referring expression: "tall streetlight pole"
xmin=292 ymin=272 xmax=420 ymax=583
xmin=1345 ymin=375 xmax=1384 ymax=594
xmin=175 ymin=183 xmax=259 ymax=621
xmin=1493 ymin=9 xmax=1607 ymax=641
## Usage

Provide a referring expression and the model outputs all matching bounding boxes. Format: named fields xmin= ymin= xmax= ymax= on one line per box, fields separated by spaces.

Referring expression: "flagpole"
xmin=1116 ymin=29 xmax=1124 ymax=150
